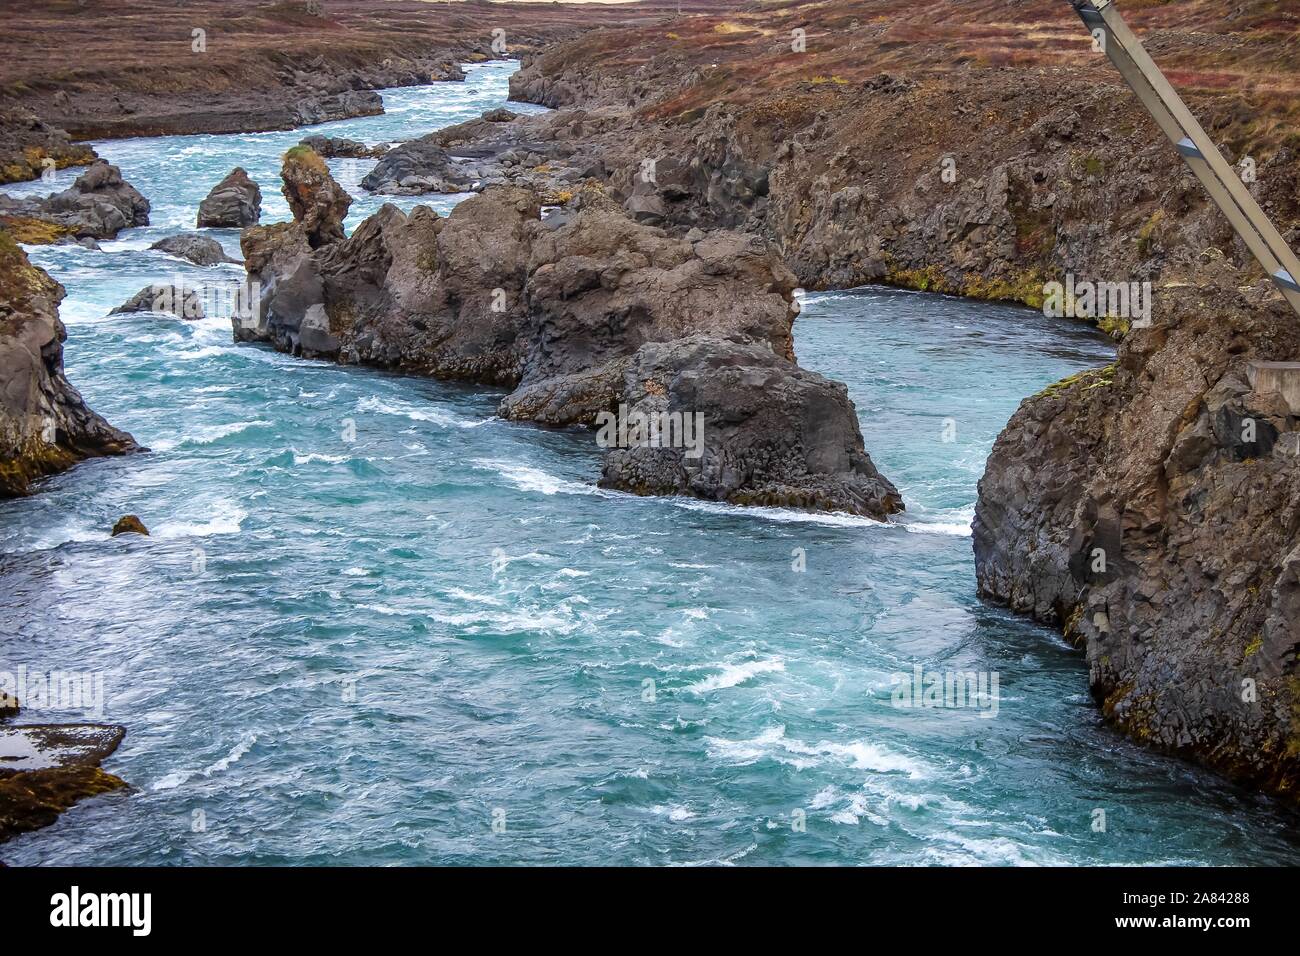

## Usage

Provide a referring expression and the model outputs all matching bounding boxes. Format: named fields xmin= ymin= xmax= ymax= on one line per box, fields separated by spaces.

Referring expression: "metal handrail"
xmin=1070 ymin=0 xmax=1300 ymax=318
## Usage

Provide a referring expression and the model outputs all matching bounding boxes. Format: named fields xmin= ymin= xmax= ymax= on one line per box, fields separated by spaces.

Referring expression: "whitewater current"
xmin=2 ymin=61 xmax=1297 ymax=865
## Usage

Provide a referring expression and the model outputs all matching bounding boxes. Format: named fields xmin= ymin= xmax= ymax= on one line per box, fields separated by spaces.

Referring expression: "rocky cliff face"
xmin=0 ymin=233 xmax=138 ymax=497
xmin=237 ymin=161 xmax=901 ymax=518
xmin=499 ymin=1 xmax=1300 ymax=311
xmin=974 ymin=262 xmax=1300 ymax=797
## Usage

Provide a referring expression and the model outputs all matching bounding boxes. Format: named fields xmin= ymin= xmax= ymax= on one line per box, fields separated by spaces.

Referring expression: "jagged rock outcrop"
xmin=281 ymin=146 xmax=351 ymax=248
xmin=110 ymin=283 xmax=205 ymax=320
xmin=149 ymin=233 xmax=239 ymax=266
xmin=598 ymin=335 xmax=902 ymax=515
xmin=236 ymin=165 xmax=902 ymax=518
xmin=197 ymin=168 xmax=262 ymax=228
xmin=0 ymin=161 xmax=149 ymax=244
xmin=0 ymin=106 xmax=97 ymax=185
xmin=299 ymin=134 xmax=388 ymax=159
xmin=0 ymin=234 xmax=138 ymax=497
xmin=974 ymin=263 xmax=1300 ymax=797
xmin=293 ymin=90 xmax=383 ymax=128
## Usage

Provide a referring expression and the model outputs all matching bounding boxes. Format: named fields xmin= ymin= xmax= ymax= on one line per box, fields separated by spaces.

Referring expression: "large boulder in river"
xmin=0 ymin=233 xmax=138 ymax=497
xmin=598 ymin=335 xmax=902 ymax=518
xmin=149 ymin=233 xmax=239 ymax=266
xmin=360 ymin=140 xmax=477 ymax=196
xmin=281 ymin=146 xmax=351 ymax=248
xmin=236 ymin=179 xmax=903 ymax=519
xmin=974 ymin=265 xmax=1300 ymax=797
xmin=196 ymin=167 xmax=261 ymax=228
xmin=110 ymin=282 xmax=205 ymax=320
xmin=0 ymin=161 xmax=149 ymax=243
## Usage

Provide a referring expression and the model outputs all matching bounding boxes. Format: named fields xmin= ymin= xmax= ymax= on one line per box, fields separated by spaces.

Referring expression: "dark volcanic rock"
xmin=0 ymin=161 xmax=149 ymax=243
xmin=281 ymin=147 xmax=351 ymax=248
xmin=236 ymin=168 xmax=902 ymax=519
xmin=150 ymin=233 xmax=239 ymax=266
xmin=360 ymin=140 xmax=479 ymax=196
xmin=299 ymin=134 xmax=388 ymax=159
xmin=111 ymin=283 xmax=205 ymax=320
xmin=293 ymin=90 xmax=383 ymax=128
xmin=0 ymin=235 xmax=138 ymax=497
xmin=974 ymin=266 xmax=1300 ymax=797
xmin=597 ymin=335 xmax=902 ymax=518
xmin=359 ymin=108 xmax=606 ymax=203
xmin=197 ymin=168 xmax=262 ymax=228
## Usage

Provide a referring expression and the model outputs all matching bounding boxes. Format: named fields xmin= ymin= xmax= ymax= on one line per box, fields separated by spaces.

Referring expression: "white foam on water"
xmin=152 ymin=419 xmax=271 ymax=452
xmin=358 ymin=395 xmax=489 ymax=429
xmin=685 ymin=657 xmax=785 ymax=694
xmin=154 ymin=500 xmax=247 ymax=539
xmin=433 ymin=606 xmax=578 ymax=635
xmin=667 ymin=496 xmax=890 ymax=529
xmin=152 ymin=732 xmax=257 ymax=791
xmin=902 ymin=503 xmax=976 ymax=538
xmin=292 ymin=451 xmax=349 ymax=465
xmin=704 ymin=724 xmax=930 ymax=779
xmin=472 ymin=459 xmax=603 ymax=498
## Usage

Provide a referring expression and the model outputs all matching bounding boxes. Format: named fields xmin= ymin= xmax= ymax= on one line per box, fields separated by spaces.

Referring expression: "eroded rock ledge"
xmin=0 ymin=161 xmax=150 ymax=245
xmin=235 ymin=154 xmax=901 ymax=519
xmin=974 ymin=263 xmax=1300 ymax=798
xmin=0 ymin=233 xmax=138 ymax=497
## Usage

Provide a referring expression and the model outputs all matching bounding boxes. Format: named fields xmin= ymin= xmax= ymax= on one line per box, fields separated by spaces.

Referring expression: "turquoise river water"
xmin=2 ymin=61 xmax=1298 ymax=865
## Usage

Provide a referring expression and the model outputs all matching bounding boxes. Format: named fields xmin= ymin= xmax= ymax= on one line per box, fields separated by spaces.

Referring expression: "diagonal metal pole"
xmin=1071 ymin=0 xmax=1300 ymax=318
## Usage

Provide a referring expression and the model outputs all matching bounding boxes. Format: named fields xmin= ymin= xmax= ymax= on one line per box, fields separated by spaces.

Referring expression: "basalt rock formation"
xmin=358 ymin=107 xmax=603 ymax=202
xmin=494 ymin=0 xmax=1300 ymax=314
xmin=0 ymin=161 xmax=149 ymax=244
xmin=0 ymin=234 xmax=138 ymax=497
xmin=974 ymin=262 xmax=1300 ymax=798
xmin=111 ymin=284 xmax=206 ymax=320
xmin=237 ymin=164 xmax=901 ymax=518
xmin=281 ymin=147 xmax=352 ymax=248
xmin=197 ymin=168 xmax=262 ymax=229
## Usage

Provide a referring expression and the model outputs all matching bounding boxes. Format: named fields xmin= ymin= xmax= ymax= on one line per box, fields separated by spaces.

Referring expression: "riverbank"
xmin=491 ymin=0 xmax=1299 ymax=307
xmin=0 ymin=0 xmax=732 ymax=181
